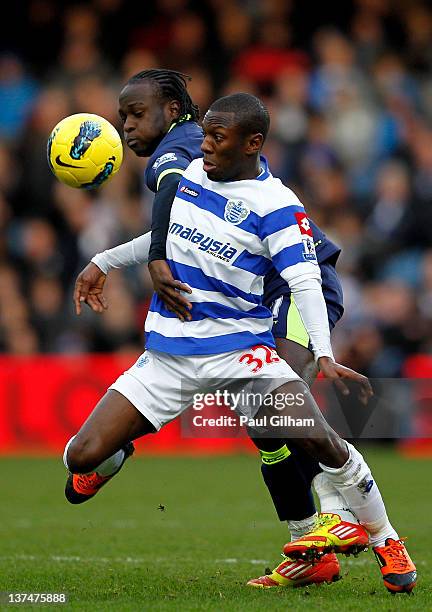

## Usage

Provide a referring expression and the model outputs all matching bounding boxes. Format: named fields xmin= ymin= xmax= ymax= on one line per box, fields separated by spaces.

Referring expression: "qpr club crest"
xmin=224 ymin=200 xmax=250 ymax=225
xmin=136 ymin=354 xmax=150 ymax=368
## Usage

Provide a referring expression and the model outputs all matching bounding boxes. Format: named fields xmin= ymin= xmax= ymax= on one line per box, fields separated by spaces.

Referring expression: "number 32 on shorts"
xmin=238 ymin=345 xmax=281 ymax=373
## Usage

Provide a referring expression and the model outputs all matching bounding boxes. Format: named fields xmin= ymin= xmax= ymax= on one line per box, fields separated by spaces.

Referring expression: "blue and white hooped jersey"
xmin=145 ymin=157 xmax=321 ymax=356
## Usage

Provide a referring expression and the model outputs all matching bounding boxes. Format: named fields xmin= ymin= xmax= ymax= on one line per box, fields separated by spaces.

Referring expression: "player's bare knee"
xmin=66 ymin=436 xmax=104 ymax=474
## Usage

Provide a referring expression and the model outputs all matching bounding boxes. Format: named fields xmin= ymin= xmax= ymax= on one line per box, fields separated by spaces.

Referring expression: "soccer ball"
xmin=47 ymin=113 xmax=123 ymax=189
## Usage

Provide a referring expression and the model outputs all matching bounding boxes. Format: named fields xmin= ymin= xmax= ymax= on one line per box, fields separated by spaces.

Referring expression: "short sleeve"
xmin=145 ymin=151 xmax=191 ymax=192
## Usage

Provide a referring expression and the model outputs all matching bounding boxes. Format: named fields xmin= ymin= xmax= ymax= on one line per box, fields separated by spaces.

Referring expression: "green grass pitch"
xmin=0 ymin=447 xmax=430 ymax=611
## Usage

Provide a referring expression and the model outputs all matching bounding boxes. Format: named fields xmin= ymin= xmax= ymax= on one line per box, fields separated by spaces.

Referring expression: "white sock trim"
xmin=95 ymin=449 xmax=125 ymax=476
xmin=63 ymin=436 xmax=75 ymax=470
xmin=288 ymin=513 xmax=318 ymax=540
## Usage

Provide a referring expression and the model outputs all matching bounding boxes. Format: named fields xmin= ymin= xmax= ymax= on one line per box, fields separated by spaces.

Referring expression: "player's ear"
xmin=168 ymin=99 xmax=181 ymax=119
xmin=245 ymin=133 xmax=264 ymax=155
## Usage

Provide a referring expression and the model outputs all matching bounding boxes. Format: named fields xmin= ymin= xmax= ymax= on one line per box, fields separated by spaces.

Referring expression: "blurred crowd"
xmin=1 ymin=0 xmax=432 ymax=378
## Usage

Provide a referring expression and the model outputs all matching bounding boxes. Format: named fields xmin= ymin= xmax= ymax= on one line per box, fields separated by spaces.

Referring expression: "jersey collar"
xmin=256 ymin=155 xmax=271 ymax=181
xmin=168 ymin=114 xmax=192 ymax=133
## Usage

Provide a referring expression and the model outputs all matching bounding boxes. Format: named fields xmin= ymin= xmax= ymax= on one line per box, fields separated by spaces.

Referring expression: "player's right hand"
xmin=318 ymin=357 xmax=373 ymax=405
xmin=73 ymin=262 xmax=108 ymax=315
xmin=149 ymin=259 xmax=192 ymax=322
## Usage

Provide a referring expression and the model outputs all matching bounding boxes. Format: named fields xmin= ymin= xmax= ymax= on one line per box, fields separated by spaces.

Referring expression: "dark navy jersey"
xmin=144 ymin=120 xmax=203 ymax=193
xmin=263 ymin=219 xmax=341 ymax=306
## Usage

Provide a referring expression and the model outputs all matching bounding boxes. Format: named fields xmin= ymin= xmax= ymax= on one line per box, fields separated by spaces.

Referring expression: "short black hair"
xmin=127 ymin=68 xmax=199 ymax=122
xmin=208 ymin=93 xmax=270 ymax=142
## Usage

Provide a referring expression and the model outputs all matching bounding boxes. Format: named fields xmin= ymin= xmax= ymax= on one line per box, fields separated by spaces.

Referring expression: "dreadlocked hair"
xmin=128 ymin=68 xmax=199 ymax=122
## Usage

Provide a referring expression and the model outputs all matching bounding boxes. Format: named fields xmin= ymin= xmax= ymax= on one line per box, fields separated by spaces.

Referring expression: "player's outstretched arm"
xmin=264 ymin=205 xmax=372 ymax=403
xmin=91 ymin=232 xmax=152 ymax=273
xmin=73 ymin=262 xmax=108 ymax=315
xmin=74 ymin=232 xmax=154 ymax=315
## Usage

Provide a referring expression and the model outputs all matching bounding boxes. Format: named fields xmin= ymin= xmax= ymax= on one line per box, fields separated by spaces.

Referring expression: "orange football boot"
xmin=373 ymin=538 xmax=417 ymax=594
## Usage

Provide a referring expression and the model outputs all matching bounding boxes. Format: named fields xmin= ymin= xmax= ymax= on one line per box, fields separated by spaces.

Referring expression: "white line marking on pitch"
xmin=2 ymin=554 xmax=424 ymax=568
xmin=0 ymin=555 xmax=271 ymax=565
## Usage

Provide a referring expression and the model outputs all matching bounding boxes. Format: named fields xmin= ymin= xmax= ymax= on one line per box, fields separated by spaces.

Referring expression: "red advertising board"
xmin=0 ymin=355 xmax=254 ymax=456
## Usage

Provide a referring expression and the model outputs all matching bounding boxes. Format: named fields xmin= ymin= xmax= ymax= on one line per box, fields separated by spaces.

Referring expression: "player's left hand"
xmin=149 ymin=259 xmax=193 ymax=322
xmin=318 ymin=357 xmax=373 ymax=405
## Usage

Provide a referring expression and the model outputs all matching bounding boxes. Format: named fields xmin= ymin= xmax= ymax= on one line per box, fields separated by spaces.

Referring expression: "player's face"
xmin=118 ymin=82 xmax=179 ymax=157
xmin=201 ymin=111 xmax=260 ymax=181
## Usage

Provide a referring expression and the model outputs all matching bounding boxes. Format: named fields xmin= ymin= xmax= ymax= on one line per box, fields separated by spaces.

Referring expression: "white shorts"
xmin=109 ymin=345 xmax=301 ymax=430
